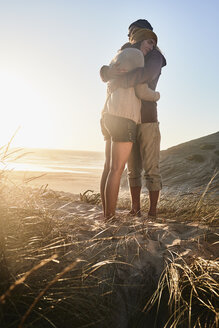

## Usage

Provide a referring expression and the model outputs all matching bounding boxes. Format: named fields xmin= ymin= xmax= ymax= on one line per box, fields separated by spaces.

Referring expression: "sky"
xmin=0 ymin=0 xmax=218 ymax=152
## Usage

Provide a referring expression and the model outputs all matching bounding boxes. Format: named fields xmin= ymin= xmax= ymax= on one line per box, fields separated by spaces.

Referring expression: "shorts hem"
xmin=112 ymin=138 xmax=135 ymax=143
xmin=104 ymin=113 xmax=137 ymax=143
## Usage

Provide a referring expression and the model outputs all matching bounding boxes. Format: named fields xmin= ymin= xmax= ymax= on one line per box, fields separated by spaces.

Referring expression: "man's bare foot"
xmin=104 ymin=216 xmax=119 ymax=224
xmin=104 ymin=213 xmax=117 ymax=221
xmin=147 ymin=213 xmax=165 ymax=223
xmin=147 ymin=214 xmax=157 ymax=221
xmin=148 ymin=211 xmax=156 ymax=218
xmin=129 ymin=209 xmax=142 ymax=217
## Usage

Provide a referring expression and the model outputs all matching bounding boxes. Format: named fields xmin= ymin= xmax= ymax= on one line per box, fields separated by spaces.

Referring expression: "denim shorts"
xmin=100 ymin=117 xmax=111 ymax=141
xmin=103 ymin=113 xmax=137 ymax=143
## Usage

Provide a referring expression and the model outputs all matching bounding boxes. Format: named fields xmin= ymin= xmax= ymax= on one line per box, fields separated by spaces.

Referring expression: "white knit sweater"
xmin=106 ymin=48 xmax=160 ymax=124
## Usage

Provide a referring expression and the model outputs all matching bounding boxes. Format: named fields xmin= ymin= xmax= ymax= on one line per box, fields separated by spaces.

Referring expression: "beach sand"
xmin=5 ymin=169 xmax=102 ymax=194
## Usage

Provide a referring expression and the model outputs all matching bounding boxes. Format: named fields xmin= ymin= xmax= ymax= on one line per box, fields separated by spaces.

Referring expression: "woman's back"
xmin=107 ymin=48 xmax=144 ymax=123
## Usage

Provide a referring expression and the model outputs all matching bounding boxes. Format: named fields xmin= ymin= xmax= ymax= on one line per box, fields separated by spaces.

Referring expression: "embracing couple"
xmin=100 ymin=19 xmax=166 ymax=220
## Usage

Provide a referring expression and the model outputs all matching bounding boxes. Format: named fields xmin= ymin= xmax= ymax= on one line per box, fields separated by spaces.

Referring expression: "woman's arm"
xmin=100 ymin=64 xmax=128 ymax=82
xmin=100 ymin=65 xmax=111 ymax=82
xmin=108 ymin=50 xmax=164 ymax=90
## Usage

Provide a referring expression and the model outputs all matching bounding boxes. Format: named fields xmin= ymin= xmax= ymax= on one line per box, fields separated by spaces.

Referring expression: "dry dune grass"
xmin=0 ymin=183 xmax=218 ymax=328
xmin=0 ymin=143 xmax=218 ymax=328
xmin=0 ymin=185 xmax=112 ymax=327
xmin=144 ymin=256 xmax=218 ymax=328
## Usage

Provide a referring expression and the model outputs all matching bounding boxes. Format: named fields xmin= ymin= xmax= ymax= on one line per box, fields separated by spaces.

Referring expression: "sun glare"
xmin=0 ymin=71 xmax=53 ymax=148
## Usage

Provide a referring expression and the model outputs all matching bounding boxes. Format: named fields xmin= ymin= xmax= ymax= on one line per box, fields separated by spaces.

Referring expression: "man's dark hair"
xmin=129 ymin=19 xmax=153 ymax=31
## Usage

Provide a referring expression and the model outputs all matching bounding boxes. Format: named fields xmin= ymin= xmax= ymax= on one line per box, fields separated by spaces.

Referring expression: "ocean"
xmin=3 ymin=148 xmax=105 ymax=174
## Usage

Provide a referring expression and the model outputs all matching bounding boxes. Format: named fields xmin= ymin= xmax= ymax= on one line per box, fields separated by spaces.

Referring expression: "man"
xmin=100 ymin=19 xmax=166 ymax=219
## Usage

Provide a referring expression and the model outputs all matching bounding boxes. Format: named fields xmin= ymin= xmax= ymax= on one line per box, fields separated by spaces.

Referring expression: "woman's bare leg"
xmin=105 ymin=142 xmax=133 ymax=219
xmin=100 ymin=139 xmax=111 ymax=216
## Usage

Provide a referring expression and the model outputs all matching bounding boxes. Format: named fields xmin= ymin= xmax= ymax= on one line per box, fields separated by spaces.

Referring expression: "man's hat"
xmin=129 ymin=19 xmax=153 ymax=31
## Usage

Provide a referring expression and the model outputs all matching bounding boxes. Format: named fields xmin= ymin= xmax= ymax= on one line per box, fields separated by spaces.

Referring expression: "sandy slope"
xmin=160 ymin=131 xmax=219 ymax=193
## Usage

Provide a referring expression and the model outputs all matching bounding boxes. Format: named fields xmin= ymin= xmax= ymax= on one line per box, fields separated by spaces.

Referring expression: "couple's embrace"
xmin=100 ymin=19 xmax=166 ymax=220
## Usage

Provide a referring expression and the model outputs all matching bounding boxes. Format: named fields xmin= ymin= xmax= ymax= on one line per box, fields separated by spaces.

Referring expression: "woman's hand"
xmin=107 ymin=80 xmax=118 ymax=95
xmin=108 ymin=63 xmax=128 ymax=78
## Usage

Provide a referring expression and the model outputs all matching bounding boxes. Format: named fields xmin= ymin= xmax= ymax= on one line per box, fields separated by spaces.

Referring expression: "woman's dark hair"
xmin=120 ymin=41 xmax=141 ymax=51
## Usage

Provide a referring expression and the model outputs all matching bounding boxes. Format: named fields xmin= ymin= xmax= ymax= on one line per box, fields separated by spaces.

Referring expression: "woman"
xmin=100 ymin=29 xmax=159 ymax=219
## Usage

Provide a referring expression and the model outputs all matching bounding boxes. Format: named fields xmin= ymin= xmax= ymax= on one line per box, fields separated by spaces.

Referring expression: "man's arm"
xmin=110 ymin=50 xmax=163 ymax=89
xmin=135 ymin=83 xmax=160 ymax=102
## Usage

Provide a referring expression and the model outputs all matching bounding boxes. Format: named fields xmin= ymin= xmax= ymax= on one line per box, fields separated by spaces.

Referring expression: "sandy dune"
xmin=33 ymin=191 xmax=218 ymax=326
xmin=160 ymin=131 xmax=219 ymax=193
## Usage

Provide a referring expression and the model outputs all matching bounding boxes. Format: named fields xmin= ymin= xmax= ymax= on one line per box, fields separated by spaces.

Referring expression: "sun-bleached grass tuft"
xmin=144 ymin=255 xmax=219 ymax=328
xmin=80 ymin=189 xmax=102 ymax=205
